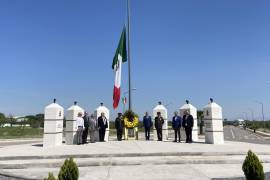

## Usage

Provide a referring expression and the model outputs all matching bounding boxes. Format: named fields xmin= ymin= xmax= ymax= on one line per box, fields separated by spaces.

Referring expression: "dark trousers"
xmin=117 ymin=129 xmax=123 ymax=141
xmin=82 ymin=127 xmax=89 ymax=143
xmin=157 ymin=128 xmax=162 ymax=141
xmin=185 ymin=127 xmax=192 ymax=143
xmin=174 ymin=128 xmax=181 ymax=142
xmin=99 ymin=128 xmax=106 ymax=142
xmin=145 ymin=127 xmax=150 ymax=140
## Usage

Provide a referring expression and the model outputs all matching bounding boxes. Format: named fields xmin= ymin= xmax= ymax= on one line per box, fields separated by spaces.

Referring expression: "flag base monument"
xmin=65 ymin=102 xmax=84 ymax=145
xmin=42 ymin=99 xmax=224 ymax=144
xmin=43 ymin=99 xmax=64 ymax=148
xmin=203 ymin=98 xmax=224 ymax=144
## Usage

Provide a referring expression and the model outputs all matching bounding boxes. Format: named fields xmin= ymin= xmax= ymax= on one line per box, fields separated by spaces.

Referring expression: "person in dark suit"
xmin=172 ymin=111 xmax=182 ymax=142
xmin=143 ymin=112 xmax=152 ymax=140
xmin=182 ymin=110 xmax=194 ymax=143
xmin=98 ymin=112 xmax=108 ymax=142
xmin=115 ymin=113 xmax=124 ymax=141
xmin=154 ymin=112 xmax=164 ymax=141
xmin=82 ymin=112 xmax=90 ymax=144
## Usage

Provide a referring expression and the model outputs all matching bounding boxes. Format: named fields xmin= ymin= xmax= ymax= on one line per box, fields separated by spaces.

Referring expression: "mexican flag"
xmin=112 ymin=27 xmax=127 ymax=109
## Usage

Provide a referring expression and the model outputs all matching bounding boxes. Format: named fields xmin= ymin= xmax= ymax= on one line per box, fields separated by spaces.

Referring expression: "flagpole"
xmin=127 ymin=0 xmax=132 ymax=111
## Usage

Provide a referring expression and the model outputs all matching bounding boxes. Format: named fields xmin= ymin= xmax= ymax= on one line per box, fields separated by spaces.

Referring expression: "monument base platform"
xmin=124 ymin=127 xmax=138 ymax=140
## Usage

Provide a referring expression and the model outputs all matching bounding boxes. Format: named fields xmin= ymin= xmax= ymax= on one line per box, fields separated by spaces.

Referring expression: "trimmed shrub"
xmin=44 ymin=172 xmax=57 ymax=180
xmin=58 ymin=158 xmax=79 ymax=180
xmin=242 ymin=150 xmax=265 ymax=180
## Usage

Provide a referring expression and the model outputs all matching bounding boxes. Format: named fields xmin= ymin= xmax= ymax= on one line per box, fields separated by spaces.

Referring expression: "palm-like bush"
xmin=58 ymin=158 xmax=79 ymax=180
xmin=242 ymin=150 xmax=264 ymax=180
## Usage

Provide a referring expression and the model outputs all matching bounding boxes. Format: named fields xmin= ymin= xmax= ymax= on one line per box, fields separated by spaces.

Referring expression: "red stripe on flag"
xmin=113 ymin=86 xmax=121 ymax=109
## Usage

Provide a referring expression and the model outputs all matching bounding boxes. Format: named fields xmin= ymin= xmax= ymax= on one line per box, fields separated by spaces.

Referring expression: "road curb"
xmin=1 ymin=159 xmax=270 ymax=169
xmin=246 ymin=128 xmax=270 ymax=138
xmin=0 ymin=170 xmax=39 ymax=180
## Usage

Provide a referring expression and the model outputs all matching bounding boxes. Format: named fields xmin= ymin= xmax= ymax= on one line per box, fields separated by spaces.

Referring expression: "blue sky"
xmin=0 ymin=0 xmax=269 ymax=120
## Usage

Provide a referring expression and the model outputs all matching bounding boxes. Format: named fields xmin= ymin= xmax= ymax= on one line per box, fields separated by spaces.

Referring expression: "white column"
xmin=179 ymin=100 xmax=198 ymax=141
xmin=203 ymin=98 xmax=224 ymax=144
xmin=153 ymin=101 xmax=168 ymax=141
xmin=65 ymin=101 xmax=84 ymax=145
xmin=43 ymin=99 xmax=64 ymax=148
xmin=94 ymin=103 xmax=110 ymax=142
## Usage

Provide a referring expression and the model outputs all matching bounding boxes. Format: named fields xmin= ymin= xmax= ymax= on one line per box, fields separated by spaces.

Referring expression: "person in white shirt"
xmin=76 ymin=112 xmax=84 ymax=145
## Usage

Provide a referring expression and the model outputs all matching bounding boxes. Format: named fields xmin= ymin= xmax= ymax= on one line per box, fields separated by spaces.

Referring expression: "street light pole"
xmin=255 ymin=101 xmax=265 ymax=131
xmin=242 ymin=112 xmax=248 ymax=121
xmin=248 ymin=108 xmax=254 ymax=121
xmin=262 ymin=103 xmax=265 ymax=131
xmin=248 ymin=108 xmax=255 ymax=132
xmin=123 ymin=88 xmax=136 ymax=112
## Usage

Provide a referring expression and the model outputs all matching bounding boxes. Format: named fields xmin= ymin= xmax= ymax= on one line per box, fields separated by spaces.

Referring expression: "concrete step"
xmin=1 ymin=155 xmax=270 ymax=169
xmin=1 ymin=151 xmax=270 ymax=161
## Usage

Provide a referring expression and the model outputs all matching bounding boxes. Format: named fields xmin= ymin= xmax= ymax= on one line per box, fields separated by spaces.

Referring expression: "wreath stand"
xmin=123 ymin=110 xmax=139 ymax=140
xmin=124 ymin=127 xmax=138 ymax=140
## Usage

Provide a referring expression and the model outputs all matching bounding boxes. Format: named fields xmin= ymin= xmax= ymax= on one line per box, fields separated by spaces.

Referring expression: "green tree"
xmin=25 ymin=114 xmax=44 ymax=128
xmin=36 ymin=113 xmax=44 ymax=128
xmin=58 ymin=158 xmax=79 ymax=180
xmin=197 ymin=110 xmax=204 ymax=134
xmin=44 ymin=172 xmax=57 ymax=180
xmin=7 ymin=114 xmax=17 ymax=127
xmin=197 ymin=111 xmax=204 ymax=122
xmin=242 ymin=150 xmax=264 ymax=180
xmin=0 ymin=113 xmax=6 ymax=127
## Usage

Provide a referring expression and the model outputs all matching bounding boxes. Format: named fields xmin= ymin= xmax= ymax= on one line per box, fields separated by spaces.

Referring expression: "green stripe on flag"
xmin=112 ymin=26 xmax=127 ymax=69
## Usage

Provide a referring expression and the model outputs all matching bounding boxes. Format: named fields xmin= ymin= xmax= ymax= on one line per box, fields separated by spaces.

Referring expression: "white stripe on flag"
xmin=114 ymin=54 xmax=122 ymax=88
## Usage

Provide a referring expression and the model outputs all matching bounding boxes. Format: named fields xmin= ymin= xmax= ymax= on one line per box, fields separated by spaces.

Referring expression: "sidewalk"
xmin=246 ymin=128 xmax=270 ymax=139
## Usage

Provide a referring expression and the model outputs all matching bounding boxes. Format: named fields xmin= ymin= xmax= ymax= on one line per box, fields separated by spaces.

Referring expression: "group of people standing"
xmin=75 ymin=112 xmax=108 ymax=145
xmin=75 ymin=109 xmax=194 ymax=144
xmin=143 ymin=110 xmax=194 ymax=143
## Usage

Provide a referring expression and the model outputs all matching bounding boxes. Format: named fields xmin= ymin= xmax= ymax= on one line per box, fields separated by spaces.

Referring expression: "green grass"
xmin=0 ymin=127 xmax=43 ymax=139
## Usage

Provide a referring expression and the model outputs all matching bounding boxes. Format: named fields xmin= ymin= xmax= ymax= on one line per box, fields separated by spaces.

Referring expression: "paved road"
xmin=0 ymin=139 xmax=42 ymax=147
xmin=224 ymin=125 xmax=270 ymax=144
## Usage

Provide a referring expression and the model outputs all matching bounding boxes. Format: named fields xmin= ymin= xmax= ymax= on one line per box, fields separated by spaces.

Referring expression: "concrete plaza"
xmin=0 ymin=139 xmax=270 ymax=180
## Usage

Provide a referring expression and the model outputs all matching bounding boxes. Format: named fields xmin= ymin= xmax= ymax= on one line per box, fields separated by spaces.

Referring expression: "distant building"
xmin=236 ymin=119 xmax=245 ymax=127
xmin=3 ymin=116 xmax=31 ymax=127
xmin=14 ymin=116 xmax=28 ymax=123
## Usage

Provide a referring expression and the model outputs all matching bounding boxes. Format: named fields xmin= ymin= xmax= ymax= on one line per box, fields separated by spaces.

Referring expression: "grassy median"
xmin=0 ymin=127 xmax=43 ymax=139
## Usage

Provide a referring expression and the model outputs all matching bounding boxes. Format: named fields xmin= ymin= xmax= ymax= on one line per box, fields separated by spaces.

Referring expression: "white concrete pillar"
xmin=43 ymin=99 xmax=64 ymax=148
xmin=153 ymin=101 xmax=168 ymax=141
xmin=203 ymin=98 xmax=224 ymax=144
xmin=94 ymin=103 xmax=110 ymax=142
xmin=65 ymin=101 xmax=84 ymax=145
xmin=180 ymin=100 xmax=199 ymax=141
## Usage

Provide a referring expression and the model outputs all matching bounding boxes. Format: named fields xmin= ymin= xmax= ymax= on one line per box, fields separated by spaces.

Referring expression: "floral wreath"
xmin=123 ymin=110 xmax=139 ymax=128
